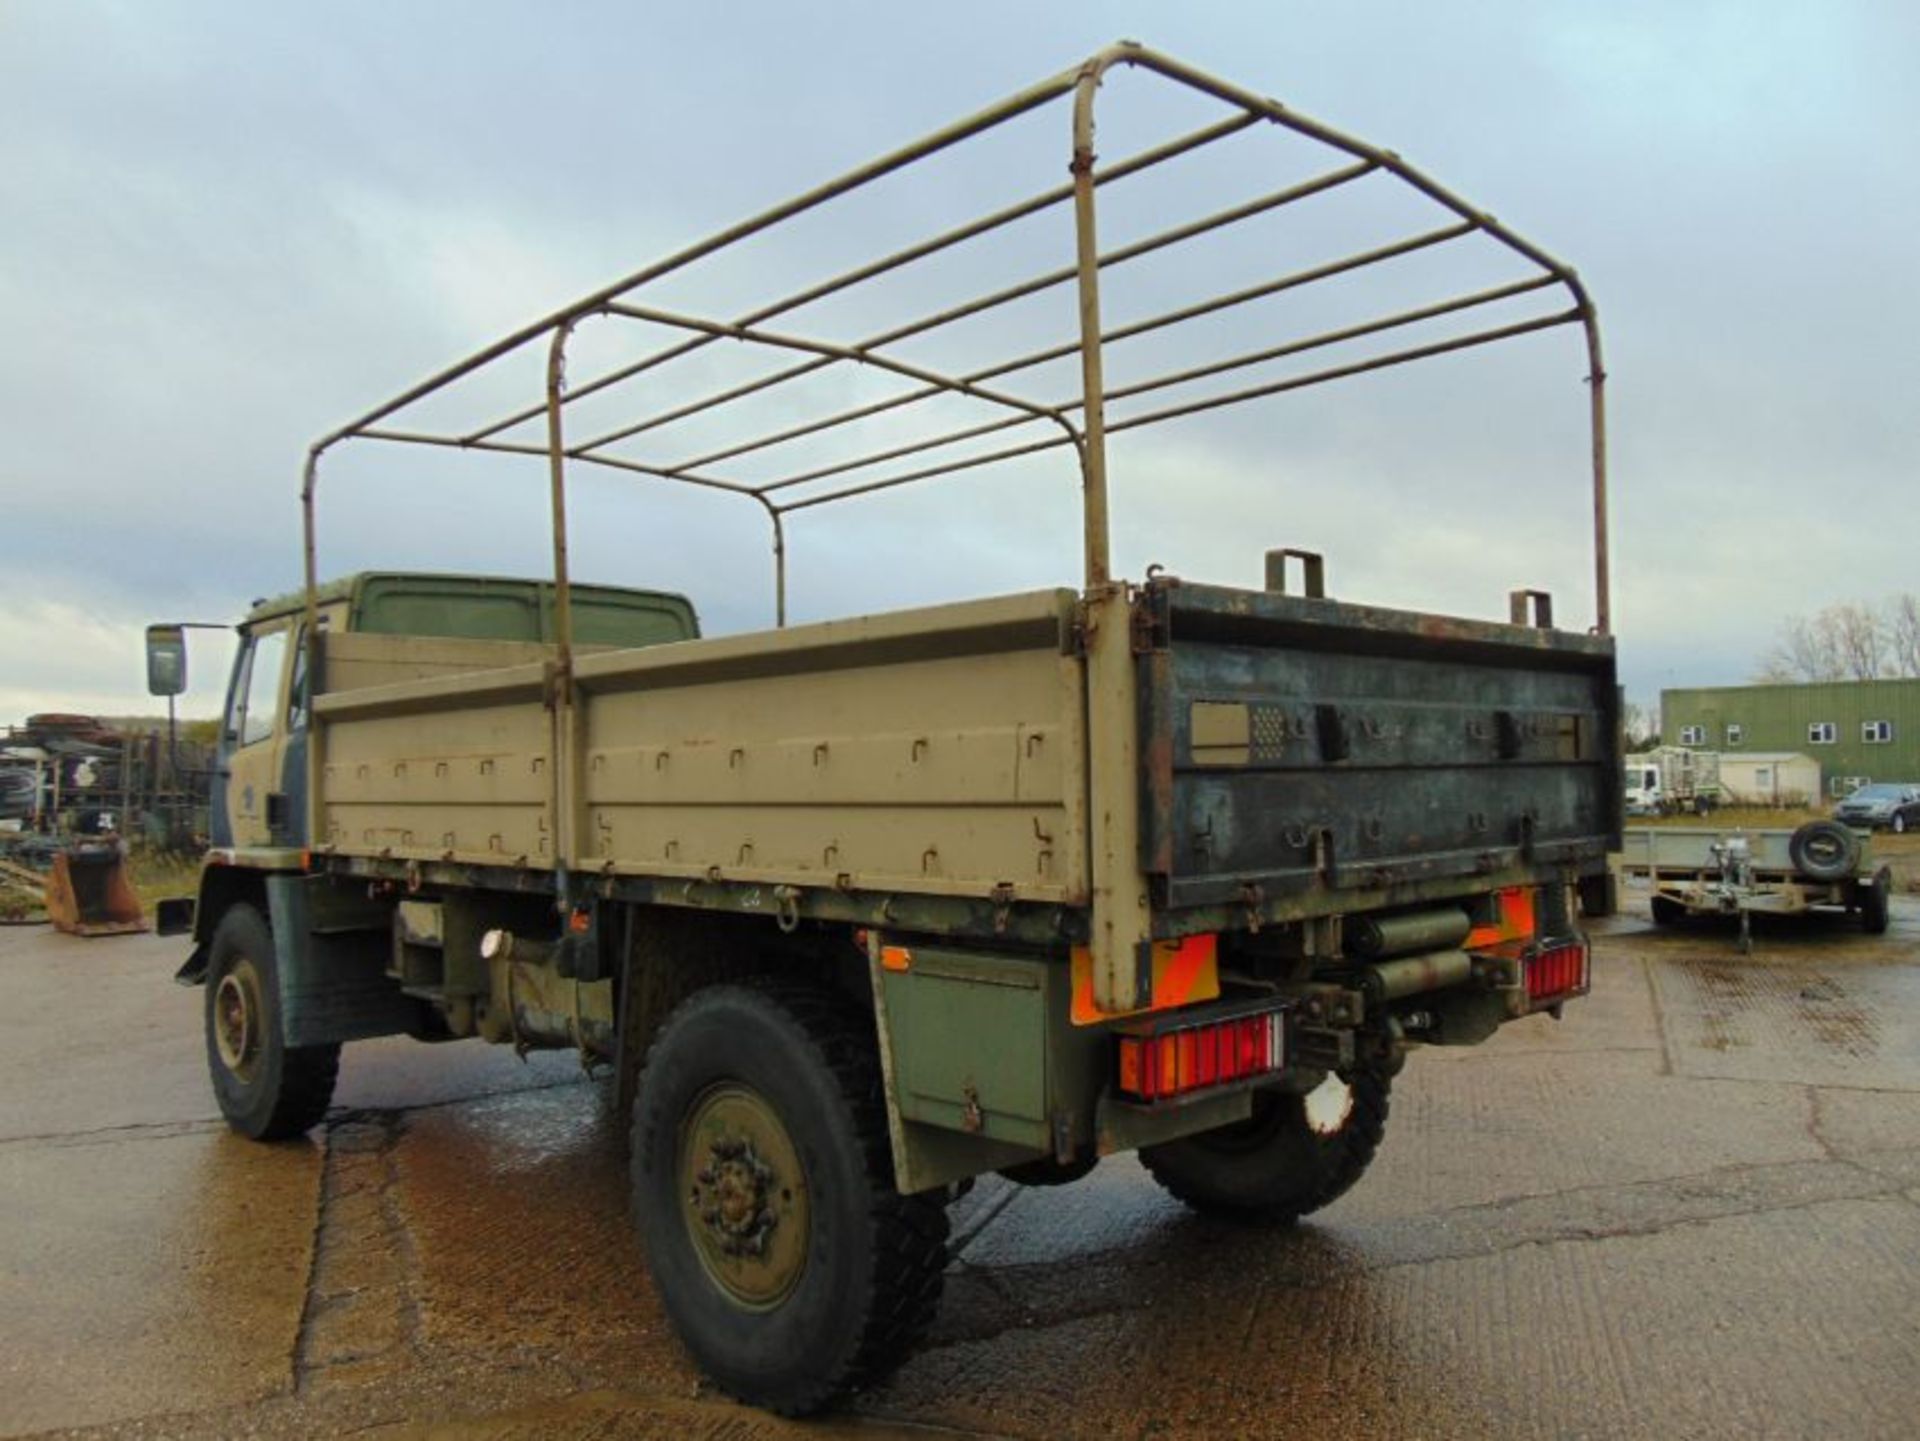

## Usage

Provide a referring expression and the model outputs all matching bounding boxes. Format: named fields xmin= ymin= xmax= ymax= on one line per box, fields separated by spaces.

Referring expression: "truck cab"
xmin=1623 ymin=760 xmax=1663 ymax=816
xmin=208 ymin=573 xmax=698 ymax=851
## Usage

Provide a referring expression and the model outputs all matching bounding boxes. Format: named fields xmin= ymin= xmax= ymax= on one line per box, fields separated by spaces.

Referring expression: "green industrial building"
xmin=1662 ymin=678 xmax=1920 ymax=798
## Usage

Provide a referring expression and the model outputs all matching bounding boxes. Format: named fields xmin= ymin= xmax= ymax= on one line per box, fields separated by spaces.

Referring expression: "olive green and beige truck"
xmin=149 ymin=44 xmax=1621 ymax=1413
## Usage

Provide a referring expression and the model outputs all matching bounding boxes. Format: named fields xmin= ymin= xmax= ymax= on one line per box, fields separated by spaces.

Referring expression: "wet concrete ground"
xmin=2 ymin=895 xmax=1917 ymax=1440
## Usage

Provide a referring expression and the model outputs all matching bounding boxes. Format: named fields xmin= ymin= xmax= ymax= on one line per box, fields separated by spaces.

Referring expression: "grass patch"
xmin=125 ymin=844 xmax=203 ymax=912
xmin=1634 ymin=806 xmax=1827 ymax=830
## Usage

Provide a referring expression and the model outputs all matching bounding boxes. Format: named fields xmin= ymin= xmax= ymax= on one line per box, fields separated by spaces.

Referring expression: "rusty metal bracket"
xmin=772 ymin=884 xmax=801 ymax=933
xmin=1130 ymin=594 xmax=1167 ymax=654
xmin=1239 ymin=880 xmax=1266 ymax=934
xmin=1289 ymin=1022 xmax=1358 ymax=1071
xmin=989 ymin=881 xmax=1016 ymax=934
xmin=1509 ymin=588 xmax=1554 ymax=629
xmin=1265 ymin=548 xmax=1326 ymax=598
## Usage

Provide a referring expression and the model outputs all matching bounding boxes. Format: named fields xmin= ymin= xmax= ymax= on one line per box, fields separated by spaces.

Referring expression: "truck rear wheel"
xmin=629 ymin=981 xmax=948 ymax=1415
xmin=1650 ymin=894 xmax=1689 ymax=926
xmin=1859 ymin=868 xmax=1892 ymax=935
xmin=1139 ymin=1067 xmax=1390 ymax=1223
xmin=205 ymin=903 xmax=339 ymax=1140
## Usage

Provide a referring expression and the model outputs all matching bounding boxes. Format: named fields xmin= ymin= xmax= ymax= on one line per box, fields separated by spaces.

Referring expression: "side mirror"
xmin=145 ymin=624 xmax=188 ymax=697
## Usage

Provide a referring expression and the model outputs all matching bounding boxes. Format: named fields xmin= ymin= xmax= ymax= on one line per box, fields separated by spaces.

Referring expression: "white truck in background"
xmin=1624 ymin=747 xmax=1722 ymax=817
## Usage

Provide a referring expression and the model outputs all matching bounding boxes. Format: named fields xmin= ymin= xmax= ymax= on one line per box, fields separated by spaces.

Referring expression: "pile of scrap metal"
xmin=0 ymin=843 xmax=148 ymax=936
xmin=0 ymin=713 xmax=210 ymax=845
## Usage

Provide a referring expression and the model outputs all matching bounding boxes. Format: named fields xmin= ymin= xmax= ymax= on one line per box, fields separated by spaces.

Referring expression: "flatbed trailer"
xmin=1620 ymin=823 xmax=1892 ymax=950
xmin=154 ymin=43 xmax=1619 ymax=1413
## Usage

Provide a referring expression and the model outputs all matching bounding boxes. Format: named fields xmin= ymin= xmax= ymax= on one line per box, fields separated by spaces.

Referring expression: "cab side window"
xmin=285 ymin=625 xmax=310 ymax=732
xmin=234 ymin=628 xmax=290 ymax=749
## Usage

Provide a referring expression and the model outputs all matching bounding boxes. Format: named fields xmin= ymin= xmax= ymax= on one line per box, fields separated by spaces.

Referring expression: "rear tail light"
xmin=1524 ymin=938 xmax=1588 ymax=1006
xmin=1116 ymin=1007 xmax=1287 ymax=1103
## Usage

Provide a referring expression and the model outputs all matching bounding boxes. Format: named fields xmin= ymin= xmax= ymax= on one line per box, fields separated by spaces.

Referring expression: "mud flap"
xmin=265 ymin=874 xmax=420 ymax=1046
xmin=173 ymin=944 xmax=210 ymax=987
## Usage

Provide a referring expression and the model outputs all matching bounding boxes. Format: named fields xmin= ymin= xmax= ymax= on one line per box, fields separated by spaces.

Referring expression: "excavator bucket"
xmin=45 ymin=845 xmax=148 ymax=937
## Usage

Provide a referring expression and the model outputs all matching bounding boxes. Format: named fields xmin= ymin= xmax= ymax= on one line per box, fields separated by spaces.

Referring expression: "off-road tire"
xmin=1139 ymin=1067 xmax=1390 ymax=1223
xmin=1650 ymin=894 xmax=1689 ymax=926
xmin=1577 ymin=871 xmax=1617 ymax=919
xmin=1789 ymin=820 xmax=1860 ymax=883
xmin=630 ymin=980 xmax=948 ymax=1415
xmin=205 ymin=903 xmax=339 ymax=1140
xmin=1859 ymin=868 xmax=1892 ymax=935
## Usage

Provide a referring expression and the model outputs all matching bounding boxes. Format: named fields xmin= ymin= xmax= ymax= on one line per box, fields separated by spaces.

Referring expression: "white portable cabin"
xmin=1717 ymin=752 xmax=1821 ymax=808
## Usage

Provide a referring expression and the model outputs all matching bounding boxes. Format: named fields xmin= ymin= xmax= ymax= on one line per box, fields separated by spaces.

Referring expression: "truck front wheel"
xmin=205 ymin=903 xmax=339 ymax=1140
xmin=1139 ymin=1066 xmax=1390 ymax=1223
xmin=629 ymin=981 xmax=948 ymax=1415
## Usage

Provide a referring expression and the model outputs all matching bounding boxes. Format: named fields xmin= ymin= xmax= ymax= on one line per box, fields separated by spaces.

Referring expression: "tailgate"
xmin=1139 ymin=581 xmax=1619 ymax=920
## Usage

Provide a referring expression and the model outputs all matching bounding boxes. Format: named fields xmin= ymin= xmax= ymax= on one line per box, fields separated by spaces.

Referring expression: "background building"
xmin=1716 ymin=751 xmax=1822 ymax=807
xmin=1662 ymin=679 xmax=1920 ymax=798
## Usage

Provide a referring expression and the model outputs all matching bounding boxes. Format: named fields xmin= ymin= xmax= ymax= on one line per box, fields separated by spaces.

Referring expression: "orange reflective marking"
xmin=1070 ymin=933 xmax=1221 ymax=1025
xmin=1159 ymin=933 xmax=1216 ymax=1006
xmin=1466 ymin=885 xmax=1536 ymax=950
xmin=880 ymin=945 xmax=912 ymax=973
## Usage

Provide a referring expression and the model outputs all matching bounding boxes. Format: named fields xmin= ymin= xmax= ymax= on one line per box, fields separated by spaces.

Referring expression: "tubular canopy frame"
xmin=301 ymin=43 xmax=1609 ymax=670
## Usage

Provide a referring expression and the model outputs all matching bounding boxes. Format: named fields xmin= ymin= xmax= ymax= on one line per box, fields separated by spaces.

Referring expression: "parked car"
xmin=1834 ymin=781 xmax=1920 ymax=832
xmin=1891 ymin=793 xmax=1920 ymax=836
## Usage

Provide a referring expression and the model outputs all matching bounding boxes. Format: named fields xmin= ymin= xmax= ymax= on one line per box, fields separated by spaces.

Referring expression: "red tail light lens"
xmin=1524 ymin=939 xmax=1588 ymax=1005
xmin=1116 ymin=1008 xmax=1287 ymax=1103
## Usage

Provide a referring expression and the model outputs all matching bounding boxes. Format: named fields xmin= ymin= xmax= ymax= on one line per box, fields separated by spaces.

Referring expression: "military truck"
xmin=151 ymin=45 xmax=1620 ymax=1413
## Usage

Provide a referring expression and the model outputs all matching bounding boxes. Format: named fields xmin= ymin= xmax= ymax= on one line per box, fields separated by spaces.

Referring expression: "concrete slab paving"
xmin=0 ymin=1128 xmax=317 ymax=1435
xmin=2 ymin=899 xmax=1916 ymax=1438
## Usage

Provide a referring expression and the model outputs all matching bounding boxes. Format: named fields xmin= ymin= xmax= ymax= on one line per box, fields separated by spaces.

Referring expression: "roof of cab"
xmin=243 ymin=572 xmax=697 ymax=627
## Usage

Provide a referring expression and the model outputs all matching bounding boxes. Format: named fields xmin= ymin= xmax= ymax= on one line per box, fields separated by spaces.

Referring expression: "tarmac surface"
xmin=2 ymin=892 xmax=1917 ymax=1439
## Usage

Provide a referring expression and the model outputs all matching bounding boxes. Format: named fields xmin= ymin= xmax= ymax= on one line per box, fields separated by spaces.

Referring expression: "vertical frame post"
xmin=545 ymin=320 xmax=579 ymax=694
xmin=299 ymin=447 xmax=326 ymax=850
xmin=545 ymin=319 xmax=582 ymax=873
xmin=1073 ymin=57 xmax=1153 ymax=1014
xmin=1583 ymin=314 xmax=1610 ymax=635
xmin=757 ymin=498 xmax=788 ymax=628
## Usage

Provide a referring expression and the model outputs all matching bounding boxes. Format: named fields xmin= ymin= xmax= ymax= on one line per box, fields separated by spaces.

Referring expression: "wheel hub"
xmin=213 ymin=964 xmax=262 ymax=1080
xmin=694 ymin=1138 xmax=778 ymax=1257
xmin=679 ymin=1085 xmax=809 ymax=1309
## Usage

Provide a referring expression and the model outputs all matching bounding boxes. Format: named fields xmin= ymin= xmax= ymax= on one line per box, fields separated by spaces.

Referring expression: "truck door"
xmin=213 ymin=624 xmax=293 ymax=849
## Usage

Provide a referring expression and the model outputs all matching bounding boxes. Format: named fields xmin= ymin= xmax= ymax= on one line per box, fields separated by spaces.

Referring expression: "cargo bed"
xmin=312 ymin=576 xmax=1616 ymax=960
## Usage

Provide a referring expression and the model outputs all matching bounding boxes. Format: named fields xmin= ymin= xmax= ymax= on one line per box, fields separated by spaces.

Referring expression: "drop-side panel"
xmin=1142 ymin=582 xmax=1619 ymax=918
xmin=316 ymin=669 xmax=555 ymax=867
xmin=323 ymin=631 xmax=558 ymax=694
xmin=578 ymin=589 xmax=1086 ymax=904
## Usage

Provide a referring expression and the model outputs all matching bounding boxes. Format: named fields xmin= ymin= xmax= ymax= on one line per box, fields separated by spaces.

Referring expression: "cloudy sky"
xmin=3 ymin=1 xmax=1915 ymax=720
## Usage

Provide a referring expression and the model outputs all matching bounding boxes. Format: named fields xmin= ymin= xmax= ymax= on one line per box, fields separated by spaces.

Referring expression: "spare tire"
xmin=1789 ymin=820 xmax=1860 ymax=882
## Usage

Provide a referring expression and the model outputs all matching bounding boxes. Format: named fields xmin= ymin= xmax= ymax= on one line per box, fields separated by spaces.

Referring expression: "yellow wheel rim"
xmin=678 ymin=1083 xmax=810 ymax=1310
